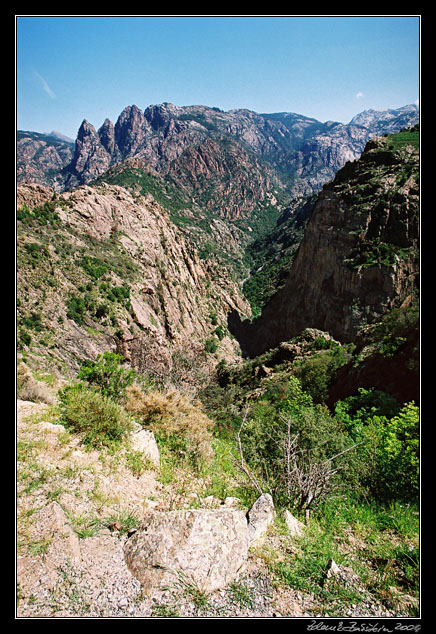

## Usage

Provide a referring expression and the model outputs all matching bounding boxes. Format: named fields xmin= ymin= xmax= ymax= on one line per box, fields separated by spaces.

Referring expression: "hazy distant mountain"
xmin=48 ymin=130 xmax=75 ymax=144
xmin=349 ymin=104 xmax=419 ymax=134
xmin=16 ymin=130 xmax=75 ymax=190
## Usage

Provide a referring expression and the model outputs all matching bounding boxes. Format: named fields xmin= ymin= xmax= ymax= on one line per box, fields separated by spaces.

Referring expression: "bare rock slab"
xmin=130 ymin=428 xmax=160 ymax=468
xmin=124 ymin=509 xmax=249 ymax=596
xmin=283 ymin=509 xmax=305 ymax=538
xmin=247 ymin=493 xmax=275 ymax=546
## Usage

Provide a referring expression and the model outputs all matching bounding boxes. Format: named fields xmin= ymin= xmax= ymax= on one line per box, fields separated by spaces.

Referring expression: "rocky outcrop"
xmin=16 ymin=182 xmax=250 ymax=378
xmin=123 ymin=492 xmax=277 ymax=597
xmin=98 ymin=118 xmax=116 ymax=155
xmin=230 ymin=134 xmax=419 ymax=356
xmin=246 ymin=493 xmax=275 ymax=545
xmin=129 ymin=423 xmax=160 ymax=469
xmin=65 ymin=120 xmax=113 ymax=189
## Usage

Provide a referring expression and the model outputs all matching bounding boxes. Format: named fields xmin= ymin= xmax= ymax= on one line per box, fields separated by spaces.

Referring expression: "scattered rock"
xmin=39 ymin=421 xmax=66 ymax=433
xmin=324 ymin=558 xmax=362 ymax=591
xmin=31 ymin=501 xmax=81 ymax=565
xmin=283 ymin=509 xmax=305 ymax=538
xmin=223 ymin=496 xmax=241 ymax=507
xmin=202 ymin=495 xmax=221 ymax=508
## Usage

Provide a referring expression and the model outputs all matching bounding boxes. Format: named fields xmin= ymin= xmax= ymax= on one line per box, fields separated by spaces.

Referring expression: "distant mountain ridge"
xmin=17 ymin=103 xmax=419 ymax=204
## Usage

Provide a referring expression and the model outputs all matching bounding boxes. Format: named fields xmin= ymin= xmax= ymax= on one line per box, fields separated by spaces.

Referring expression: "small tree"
xmin=236 ymin=376 xmax=359 ymax=514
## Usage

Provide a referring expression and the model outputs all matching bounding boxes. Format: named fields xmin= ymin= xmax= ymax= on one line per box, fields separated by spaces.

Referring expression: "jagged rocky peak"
xmin=77 ymin=119 xmax=99 ymax=141
xmin=98 ymin=118 xmax=115 ymax=154
xmin=143 ymin=102 xmax=181 ymax=130
xmin=65 ymin=119 xmax=112 ymax=188
xmin=17 ymin=102 xmax=419 ymax=203
xmin=114 ymin=104 xmax=151 ymax=156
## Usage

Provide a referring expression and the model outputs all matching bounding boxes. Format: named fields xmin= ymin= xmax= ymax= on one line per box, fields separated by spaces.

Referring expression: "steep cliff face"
xmin=16 ymin=182 xmax=250 ymax=380
xmin=286 ymin=121 xmax=371 ymax=197
xmin=230 ymin=130 xmax=419 ymax=356
xmin=16 ymin=131 xmax=74 ymax=191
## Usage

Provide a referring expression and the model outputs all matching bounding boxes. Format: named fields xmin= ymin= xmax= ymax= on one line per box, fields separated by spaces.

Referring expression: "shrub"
xmin=214 ymin=326 xmax=225 ymax=340
xmin=57 ymin=383 xmax=133 ymax=449
xmin=335 ymin=391 xmax=419 ymax=501
xmin=125 ymin=384 xmax=214 ymax=465
xmin=77 ymin=351 xmax=136 ymax=402
xmin=238 ymin=376 xmax=358 ymax=511
xmin=18 ymin=329 xmax=32 ymax=348
xmin=66 ymin=295 xmax=86 ymax=325
xmin=360 ymin=402 xmax=419 ymax=501
xmin=17 ymin=363 xmax=54 ymax=404
xmin=204 ymin=337 xmax=218 ymax=354
xmin=80 ymin=255 xmax=108 ymax=280
xmin=21 ymin=311 xmax=44 ymax=332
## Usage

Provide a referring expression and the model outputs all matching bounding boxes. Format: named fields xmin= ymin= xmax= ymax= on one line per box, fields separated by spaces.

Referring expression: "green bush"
xmin=77 ymin=351 xmax=136 ymax=402
xmin=239 ymin=376 xmax=358 ymax=511
xmin=21 ymin=311 xmax=43 ymax=332
xmin=80 ymin=255 xmax=108 ymax=280
xmin=17 ymin=200 xmax=60 ymax=226
xmin=204 ymin=337 xmax=218 ymax=354
xmin=335 ymin=390 xmax=419 ymax=501
xmin=18 ymin=329 xmax=32 ymax=348
xmin=66 ymin=294 xmax=86 ymax=325
xmin=293 ymin=345 xmax=348 ymax=403
xmin=214 ymin=325 xmax=225 ymax=340
xmin=57 ymin=383 xmax=133 ymax=449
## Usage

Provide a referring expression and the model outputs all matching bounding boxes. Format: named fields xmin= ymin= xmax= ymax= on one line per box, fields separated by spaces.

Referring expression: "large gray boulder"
xmin=124 ymin=508 xmax=249 ymax=596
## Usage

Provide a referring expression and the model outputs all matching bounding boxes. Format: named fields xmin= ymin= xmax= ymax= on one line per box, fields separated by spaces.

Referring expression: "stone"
xmin=326 ymin=559 xmax=342 ymax=579
xmin=247 ymin=493 xmax=275 ymax=546
xmin=124 ymin=508 xmax=249 ymax=596
xmin=30 ymin=501 xmax=81 ymax=566
xmin=130 ymin=428 xmax=160 ymax=468
xmin=283 ymin=509 xmax=305 ymax=538
xmin=324 ymin=558 xmax=363 ymax=592
xmin=223 ymin=496 xmax=241 ymax=507
xmin=39 ymin=421 xmax=66 ymax=433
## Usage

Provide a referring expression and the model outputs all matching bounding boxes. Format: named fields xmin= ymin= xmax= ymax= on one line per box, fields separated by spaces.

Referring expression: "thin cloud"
xmin=355 ymin=91 xmax=364 ymax=99
xmin=34 ymin=71 xmax=56 ymax=99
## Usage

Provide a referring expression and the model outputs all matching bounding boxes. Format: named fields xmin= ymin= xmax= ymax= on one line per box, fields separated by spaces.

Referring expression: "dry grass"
xmin=125 ymin=384 xmax=214 ymax=463
xmin=17 ymin=363 xmax=56 ymax=405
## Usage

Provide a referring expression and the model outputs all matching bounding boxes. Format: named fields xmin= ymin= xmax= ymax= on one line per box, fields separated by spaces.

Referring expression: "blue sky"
xmin=16 ymin=15 xmax=420 ymax=140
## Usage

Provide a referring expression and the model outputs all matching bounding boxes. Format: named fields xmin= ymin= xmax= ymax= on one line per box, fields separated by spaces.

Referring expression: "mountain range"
xmin=17 ymin=101 xmax=418 ymax=202
xmin=16 ymin=101 xmax=419 ymax=401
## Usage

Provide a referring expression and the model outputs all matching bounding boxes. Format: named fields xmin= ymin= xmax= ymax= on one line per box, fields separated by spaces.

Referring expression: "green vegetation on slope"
xmin=16 ymin=194 xmax=143 ymax=362
xmin=17 ymin=344 xmax=419 ymax=616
